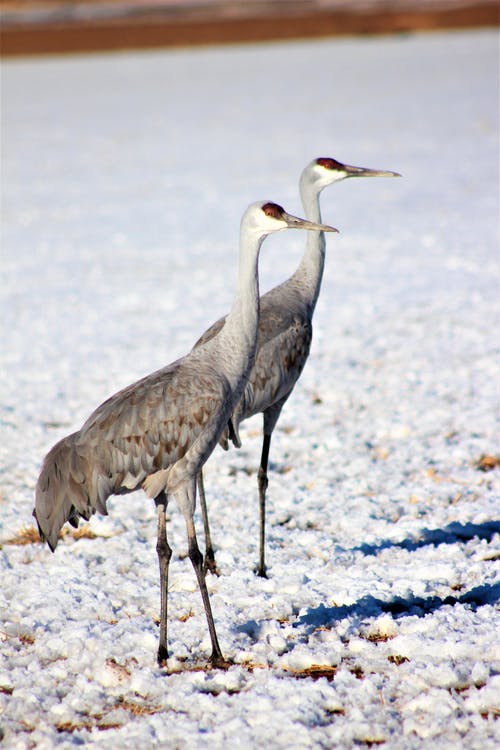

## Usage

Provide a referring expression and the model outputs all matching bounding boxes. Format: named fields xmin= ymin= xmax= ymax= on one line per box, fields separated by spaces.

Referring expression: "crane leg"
xmin=197 ymin=471 xmax=220 ymax=576
xmin=185 ymin=516 xmax=226 ymax=668
xmin=155 ymin=492 xmax=172 ymax=666
xmin=256 ymin=433 xmax=271 ymax=578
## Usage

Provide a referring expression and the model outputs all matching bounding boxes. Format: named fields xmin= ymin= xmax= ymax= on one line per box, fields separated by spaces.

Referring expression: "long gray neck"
xmin=215 ymin=226 xmax=262 ymax=387
xmin=290 ymin=175 xmax=326 ymax=311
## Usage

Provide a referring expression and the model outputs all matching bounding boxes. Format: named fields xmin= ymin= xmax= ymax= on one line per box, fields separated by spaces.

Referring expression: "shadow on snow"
xmin=351 ymin=520 xmax=500 ymax=557
xmin=235 ymin=520 xmax=499 ymax=639
xmin=296 ymin=582 xmax=500 ymax=633
xmin=294 ymin=520 xmax=500 ymax=632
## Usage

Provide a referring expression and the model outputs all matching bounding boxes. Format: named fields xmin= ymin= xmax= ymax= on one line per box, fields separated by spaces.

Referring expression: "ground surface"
xmin=1 ymin=28 xmax=499 ymax=749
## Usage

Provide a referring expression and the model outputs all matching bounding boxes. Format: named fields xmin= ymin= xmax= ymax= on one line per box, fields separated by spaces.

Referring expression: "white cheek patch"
xmin=321 ymin=169 xmax=346 ymax=186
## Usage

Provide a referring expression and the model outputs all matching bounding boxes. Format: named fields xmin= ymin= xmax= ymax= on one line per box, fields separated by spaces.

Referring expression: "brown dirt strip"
xmin=1 ymin=3 xmax=498 ymax=57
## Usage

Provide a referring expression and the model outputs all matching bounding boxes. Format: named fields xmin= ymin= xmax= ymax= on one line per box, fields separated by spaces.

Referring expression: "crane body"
xmin=34 ymin=201 xmax=338 ymax=666
xmin=195 ymin=158 xmax=401 ymax=577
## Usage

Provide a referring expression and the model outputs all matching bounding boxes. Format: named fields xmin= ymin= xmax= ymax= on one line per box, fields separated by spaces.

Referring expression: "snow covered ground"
xmin=1 ymin=27 xmax=499 ymax=749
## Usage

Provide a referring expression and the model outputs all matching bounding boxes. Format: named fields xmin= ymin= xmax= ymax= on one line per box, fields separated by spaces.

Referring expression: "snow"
xmin=1 ymin=27 xmax=499 ymax=749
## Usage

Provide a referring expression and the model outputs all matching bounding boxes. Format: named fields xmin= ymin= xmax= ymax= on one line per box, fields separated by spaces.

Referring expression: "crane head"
xmin=243 ymin=201 xmax=339 ymax=237
xmin=305 ymin=157 xmax=401 ymax=191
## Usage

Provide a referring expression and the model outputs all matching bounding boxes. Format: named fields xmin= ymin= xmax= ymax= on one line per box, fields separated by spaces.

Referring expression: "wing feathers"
xmin=34 ymin=360 xmax=230 ymax=549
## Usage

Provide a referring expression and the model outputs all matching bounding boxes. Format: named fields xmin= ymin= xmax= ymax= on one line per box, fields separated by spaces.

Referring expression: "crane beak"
xmin=282 ymin=211 xmax=339 ymax=233
xmin=343 ymin=163 xmax=402 ymax=178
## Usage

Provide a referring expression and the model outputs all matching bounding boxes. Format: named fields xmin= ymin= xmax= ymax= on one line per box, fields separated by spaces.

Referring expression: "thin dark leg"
xmin=197 ymin=471 xmax=219 ymax=576
xmin=256 ymin=433 xmax=271 ymax=578
xmin=155 ymin=492 xmax=172 ymax=666
xmin=185 ymin=516 xmax=227 ymax=668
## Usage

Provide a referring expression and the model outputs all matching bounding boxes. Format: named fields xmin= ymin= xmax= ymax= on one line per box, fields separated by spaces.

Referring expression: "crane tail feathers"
xmin=34 ymin=433 xmax=98 ymax=551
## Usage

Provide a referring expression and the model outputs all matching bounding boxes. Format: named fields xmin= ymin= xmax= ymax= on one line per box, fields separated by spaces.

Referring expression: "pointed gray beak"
xmin=343 ymin=164 xmax=402 ymax=178
xmin=282 ymin=211 xmax=339 ymax=233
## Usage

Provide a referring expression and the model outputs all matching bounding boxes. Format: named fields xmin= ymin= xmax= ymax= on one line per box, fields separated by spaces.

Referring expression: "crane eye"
xmin=316 ymin=157 xmax=344 ymax=170
xmin=262 ymin=202 xmax=284 ymax=219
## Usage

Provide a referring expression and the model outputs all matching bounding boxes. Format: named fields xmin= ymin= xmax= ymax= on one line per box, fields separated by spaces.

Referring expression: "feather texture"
xmin=34 ymin=357 xmax=233 ymax=550
xmin=194 ymin=271 xmax=313 ymax=444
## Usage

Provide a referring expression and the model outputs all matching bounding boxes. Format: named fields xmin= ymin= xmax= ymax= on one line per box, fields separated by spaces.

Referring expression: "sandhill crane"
xmin=34 ymin=201 xmax=338 ymax=667
xmin=195 ymin=158 xmax=400 ymax=577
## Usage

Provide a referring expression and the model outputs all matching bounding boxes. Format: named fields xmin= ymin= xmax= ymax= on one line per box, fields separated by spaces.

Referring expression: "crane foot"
xmin=157 ymin=644 xmax=169 ymax=667
xmin=210 ymin=652 xmax=231 ymax=670
xmin=254 ymin=564 xmax=268 ymax=579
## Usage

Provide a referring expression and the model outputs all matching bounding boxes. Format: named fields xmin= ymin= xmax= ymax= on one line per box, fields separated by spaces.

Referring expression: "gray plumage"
xmin=34 ymin=200 xmax=338 ymax=666
xmin=35 ymin=356 xmax=233 ymax=550
xmin=196 ymin=283 xmax=312 ymax=446
xmin=195 ymin=157 xmax=401 ymax=577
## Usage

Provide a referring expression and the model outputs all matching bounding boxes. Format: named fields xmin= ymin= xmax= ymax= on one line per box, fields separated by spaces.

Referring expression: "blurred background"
xmin=1 ymin=0 xmax=498 ymax=55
